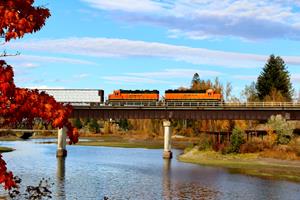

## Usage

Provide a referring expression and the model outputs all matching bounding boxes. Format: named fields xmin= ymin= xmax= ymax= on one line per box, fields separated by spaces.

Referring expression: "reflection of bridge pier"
xmin=57 ymin=127 xmax=67 ymax=157
xmin=162 ymin=159 xmax=172 ymax=200
xmin=56 ymin=157 xmax=66 ymax=200
xmin=163 ymin=120 xmax=172 ymax=159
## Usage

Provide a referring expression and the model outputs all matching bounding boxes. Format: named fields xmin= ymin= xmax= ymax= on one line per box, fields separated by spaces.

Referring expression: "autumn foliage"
xmin=0 ymin=0 xmax=78 ymax=191
xmin=0 ymin=0 xmax=50 ymax=41
xmin=0 ymin=60 xmax=79 ymax=145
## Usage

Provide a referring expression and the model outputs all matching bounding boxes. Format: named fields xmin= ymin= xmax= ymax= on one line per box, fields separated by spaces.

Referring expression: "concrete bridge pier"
xmin=163 ymin=120 xmax=172 ymax=159
xmin=57 ymin=127 xmax=67 ymax=157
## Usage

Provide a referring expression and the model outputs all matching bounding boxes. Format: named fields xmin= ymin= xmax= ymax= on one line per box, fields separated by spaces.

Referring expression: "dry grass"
xmin=260 ymin=149 xmax=300 ymax=160
xmin=179 ymin=147 xmax=300 ymax=182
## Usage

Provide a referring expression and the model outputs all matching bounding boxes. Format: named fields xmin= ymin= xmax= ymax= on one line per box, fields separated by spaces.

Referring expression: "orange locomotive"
xmin=165 ymin=89 xmax=222 ymax=102
xmin=108 ymin=89 xmax=159 ymax=106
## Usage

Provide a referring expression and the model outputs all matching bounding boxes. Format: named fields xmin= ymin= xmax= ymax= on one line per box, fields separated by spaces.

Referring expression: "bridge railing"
xmin=119 ymin=101 xmax=300 ymax=107
xmin=223 ymin=102 xmax=300 ymax=107
xmin=75 ymin=101 xmax=300 ymax=108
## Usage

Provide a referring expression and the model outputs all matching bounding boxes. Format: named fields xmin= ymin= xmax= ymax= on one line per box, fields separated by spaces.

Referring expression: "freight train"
xmin=41 ymin=88 xmax=222 ymax=106
xmin=108 ymin=89 xmax=222 ymax=106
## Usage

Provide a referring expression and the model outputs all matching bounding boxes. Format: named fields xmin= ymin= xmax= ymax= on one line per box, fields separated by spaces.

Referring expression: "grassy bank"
xmin=0 ymin=146 xmax=14 ymax=153
xmin=179 ymin=147 xmax=300 ymax=182
xmin=0 ymin=134 xmax=194 ymax=149
xmin=76 ymin=135 xmax=191 ymax=149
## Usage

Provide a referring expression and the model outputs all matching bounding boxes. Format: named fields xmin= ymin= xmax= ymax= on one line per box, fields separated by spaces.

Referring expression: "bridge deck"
xmin=72 ymin=105 xmax=300 ymax=120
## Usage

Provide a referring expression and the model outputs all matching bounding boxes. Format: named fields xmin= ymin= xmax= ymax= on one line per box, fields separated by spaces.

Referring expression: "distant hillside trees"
xmin=190 ymin=73 xmax=223 ymax=93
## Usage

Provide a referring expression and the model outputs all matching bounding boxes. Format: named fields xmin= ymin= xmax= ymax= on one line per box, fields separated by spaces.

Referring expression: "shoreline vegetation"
xmin=179 ymin=147 xmax=300 ymax=182
xmin=1 ymin=131 xmax=300 ymax=182
xmin=0 ymin=146 xmax=14 ymax=153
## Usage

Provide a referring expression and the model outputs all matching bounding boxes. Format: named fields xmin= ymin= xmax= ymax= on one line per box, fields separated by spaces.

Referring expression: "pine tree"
xmin=256 ymin=55 xmax=293 ymax=101
xmin=88 ymin=119 xmax=99 ymax=133
xmin=191 ymin=73 xmax=201 ymax=90
xmin=73 ymin=118 xmax=83 ymax=129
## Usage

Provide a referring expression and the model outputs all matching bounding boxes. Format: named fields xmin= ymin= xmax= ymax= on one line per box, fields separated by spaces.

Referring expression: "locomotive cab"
xmin=114 ymin=90 xmax=120 ymax=96
xmin=207 ymin=89 xmax=214 ymax=96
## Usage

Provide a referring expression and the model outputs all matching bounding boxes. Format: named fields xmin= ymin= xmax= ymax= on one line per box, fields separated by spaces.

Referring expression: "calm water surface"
xmin=1 ymin=139 xmax=300 ymax=200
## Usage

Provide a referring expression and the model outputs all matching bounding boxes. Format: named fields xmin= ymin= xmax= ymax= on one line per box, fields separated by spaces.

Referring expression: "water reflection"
xmin=0 ymin=140 xmax=299 ymax=200
xmin=163 ymin=159 xmax=171 ymax=200
xmin=163 ymin=159 xmax=220 ymax=199
xmin=56 ymin=157 xmax=66 ymax=200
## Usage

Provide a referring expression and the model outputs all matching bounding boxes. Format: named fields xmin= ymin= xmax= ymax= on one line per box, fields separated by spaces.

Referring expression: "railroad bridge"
xmin=39 ymin=89 xmax=300 ymax=159
xmin=72 ymin=103 xmax=300 ymax=120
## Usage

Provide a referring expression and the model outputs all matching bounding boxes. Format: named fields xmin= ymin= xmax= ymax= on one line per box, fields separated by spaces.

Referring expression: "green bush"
xmin=73 ymin=118 xmax=83 ymax=129
xmin=88 ymin=119 xmax=100 ymax=133
xmin=229 ymin=128 xmax=245 ymax=153
xmin=118 ymin=119 xmax=131 ymax=131
xmin=267 ymin=115 xmax=294 ymax=145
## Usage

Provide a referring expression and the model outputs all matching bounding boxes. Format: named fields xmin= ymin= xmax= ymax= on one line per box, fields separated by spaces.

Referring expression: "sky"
xmin=3 ymin=0 xmax=300 ymax=100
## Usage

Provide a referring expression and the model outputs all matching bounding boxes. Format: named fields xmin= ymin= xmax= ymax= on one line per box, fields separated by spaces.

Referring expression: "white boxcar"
xmin=39 ymin=89 xmax=104 ymax=106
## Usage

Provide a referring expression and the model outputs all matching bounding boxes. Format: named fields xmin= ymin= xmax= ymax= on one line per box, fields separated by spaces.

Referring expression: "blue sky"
xmin=3 ymin=0 xmax=300 ymax=99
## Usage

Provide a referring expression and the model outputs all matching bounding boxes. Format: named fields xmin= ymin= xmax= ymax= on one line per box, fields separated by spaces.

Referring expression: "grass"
xmin=179 ymin=147 xmax=300 ymax=182
xmin=0 ymin=146 xmax=14 ymax=153
xmin=75 ymin=135 xmax=192 ymax=149
xmin=0 ymin=133 xmax=193 ymax=149
xmin=77 ymin=140 xmax=164 ymax=149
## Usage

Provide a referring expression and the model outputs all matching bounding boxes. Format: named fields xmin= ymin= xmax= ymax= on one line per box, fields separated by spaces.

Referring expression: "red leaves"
xmin=0 ymin=0 xmax=50 ymax=41
xmin=0 ymin=0 xmax=54 ymax=192
xmin=0 ymin=155 xmax=17 ymax=190
xmin=0 ymin=61 xmax=79 ymax=190
xmin=0 ymin=60 xmax=79 ymax=144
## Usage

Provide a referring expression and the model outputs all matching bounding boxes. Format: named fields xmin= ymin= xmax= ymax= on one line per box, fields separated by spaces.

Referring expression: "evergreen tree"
xmin=256 ymin=55 xmax=293 ymax=101
xmin=88 ymin=119 xmax=100 ymax=133
xmin=73 ymin=118 xmax=83 ymax=129
xmin=119 ymin=119 xmax=130 ymax=131
xmin=191 ymin=73 xmax=201 ymax=90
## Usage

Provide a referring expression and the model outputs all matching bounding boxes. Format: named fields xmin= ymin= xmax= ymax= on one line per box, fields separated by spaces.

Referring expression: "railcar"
xmin=40 ymin=89 xmax=104 ymax=106
xmin=164 ymin=89 xmax=222 ymax=106
xmin=108 ymin=90 xmax=159 ymax=106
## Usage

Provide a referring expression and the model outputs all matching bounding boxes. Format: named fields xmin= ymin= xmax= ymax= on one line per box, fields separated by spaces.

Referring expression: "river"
xmin=0 ymin=139 xmax=300 ymax=200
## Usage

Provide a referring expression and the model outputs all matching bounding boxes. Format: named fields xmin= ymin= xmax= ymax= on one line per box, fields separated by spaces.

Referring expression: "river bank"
xmin=2 ymin=135 xmax=300 ymax=183
xmin=0 ymin=135 xmax=194 ymax=149
xmin=75 ymin=135 xmax=193 ymax=149
xmin=0 ymin=146 xmax=14 ymax=153
xmin=179 ymin=147 xmax=300 ymax=182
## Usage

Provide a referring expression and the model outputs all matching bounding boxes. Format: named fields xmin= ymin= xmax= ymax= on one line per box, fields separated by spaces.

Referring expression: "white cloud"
xmin=102 ymin=68 xmax=222 ymax=86
xmin=25 ymin=85 xmax=65 ymax=89
xmin=81 ymin=0 xmax=164 ymax=13
xmin=291 ymin=74 xmax=300 ymax=82
xmin=3 ymin=54 xmax=96 ymax=66
xmin=81 ymin=0 xmax=300 ymax=40
xmin=7 ymin=37 xmax=300 ymax=69
xmin=126 ymin=68 xmax=222 ymax=78
xmin=73 ymin=73 xmax=90 ymax=79
xmin=102 ymin=76 xmax=171 ymax=85
xmin=233 ymin=75 xmax=257 ymax=81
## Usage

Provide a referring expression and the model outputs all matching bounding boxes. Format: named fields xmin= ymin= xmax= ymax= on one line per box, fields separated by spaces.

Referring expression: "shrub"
xmin=288 ymin=138 xmax=300 ymax=157
xmin=118 ymin=119 xmax=131 ymax=131
xmin=88 ymin=119 xmax=100 ymax=133
xmin=229 ymin=127 xmax=245 ymax=153
xmin=263 ymin=131 xmax=276 ymax=149
xmin=73 ymin=118 xmax=83 ymax=129
xmin=267 ymin=115 xmax=294 ymax=145
xmin=197 ymin=133 xmax=212 ymax=151
xmin=240 ymin=138 xmax=265 ymax=153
